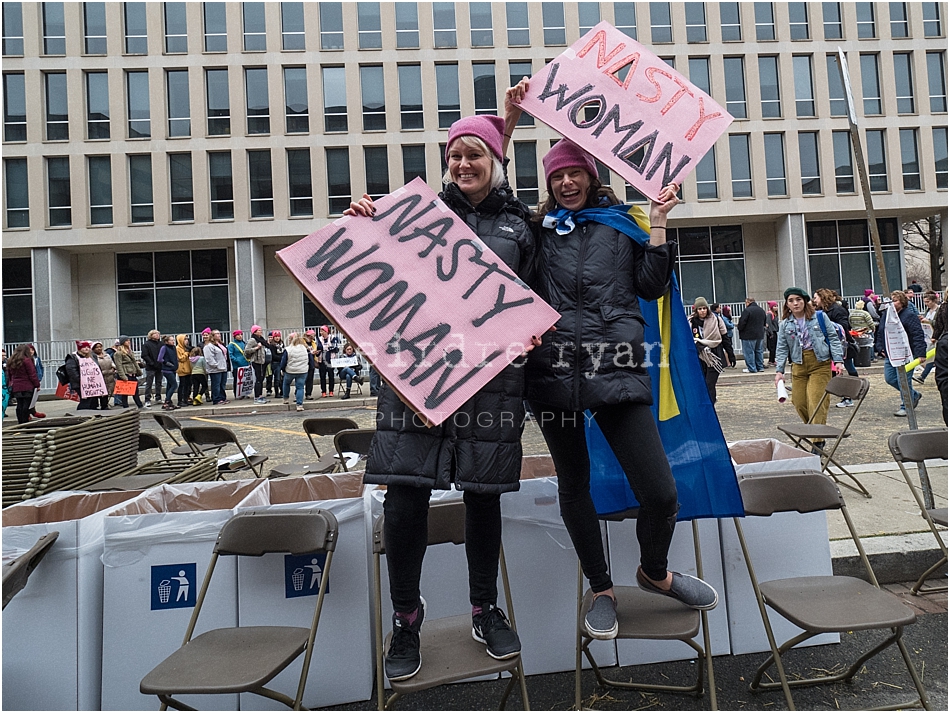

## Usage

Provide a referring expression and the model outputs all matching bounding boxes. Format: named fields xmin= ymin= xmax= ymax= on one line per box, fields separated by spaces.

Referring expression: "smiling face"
xmin=549 ymin=167 xmax=592 ymax=211
xmin=447 ymin=139 xmax=494 ymax=205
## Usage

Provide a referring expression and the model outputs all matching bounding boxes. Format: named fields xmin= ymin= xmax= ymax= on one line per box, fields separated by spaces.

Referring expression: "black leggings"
xmin=319 ymin=362 xmax=335 ymax=394
xmin=529 ymin=401 xmax=679 ymax=590
xmin=383 ymin=484 xmax=502 ymax=612
xmin=14 ymin=393 xmax=32 ymax=424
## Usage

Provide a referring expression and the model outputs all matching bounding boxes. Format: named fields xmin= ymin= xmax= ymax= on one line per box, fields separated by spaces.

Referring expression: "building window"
xmin=360 ymin=65 xmax=385 ymax=131
xmin=245 ymin=67 xmax=270 ymax=135
xmin=281 ymin=2 xmax=304 ymax=50
xmin=283 ymin=67 xmax=308 ymax=133
xmin=129 ymin=154 xmax=153 ymax=223
xmin=3 ymin=2 xmax=24 ymax=55
xmin=510 ymin=61 xmax=534 ymax=126
xmin=398 ymin=64 xmax=423 ymax=130
xmin=43 ymin=1 xmax=65 ymax=54
xmin=650 ymin=2 xmax=673 ymax=43
xmin=505 ymin=2 xmax=529 ymax=45
xmin=203 ymin=1 xmax=227 ymax=51
xmin=832 ymin=130 xmax=854 ymax=193
xmin=2 ymin=257 xmax=33 ymax=341
xmin=322 ymin=66 xmax=347 ymax=132
xmin=47 ymin=156 xmax=71 ymax=226
xmin=433 ymin=2 xmax=456 ymax=48
xmin=928 ymin=52 xmax=947 ymax=112
xmin=124 ymin=2 xmax=147 ymax=54
xmin=754 ymin=2 xmax=775 ymax=40
xmin=695 ymin=147 xmax=718 ymax=199
xmin=687 ymin=58 xmax=710 ymax=96
xmin=326 ymin=147 xmax=350 ymax=214
xmin=793 ymin=55 xmax=815 ymax=117
xmin=4 ymin=158 xmax=28 ymax=227
xmin=889 ymin=2 xmax=908 ymax=38
xmin=395 ymin=2 xmax=419 ymax=48
xmin=788 ymin=2 xmax=809 ymax=40
xmin=513 ymin=141 xmax=538 ymax=205
xmin=164 ymin=2 xmax=187 ymax=53
xmin=729 ymin=134 xmax=752 ymax=197
xmin=684 ymin=2 xmax=706 ymax=42
xmin=208 ymin=151 xmax=233 ymax=220
xmin=865 ymin=129 xmax=888 ymax=191
xmin=542 ymin=2 xmax=565 ymax=45
xmin=287 ymin=148 xmax=312 ymax=216
xmin=357 ymin=2 xmax=382 ymax=49
xmin=826 ymin=54 xmax=846 ymax=117
xmin=923 ymin=3 xmax=942 ymax=37
xmin=625 ymin=182 xmax=648 ymax=204
xmin=899 ymin=128 xmax=920 ymax=190
xmin=764 ymin=133 xmax=786 ymax=196
xmin=169 ymin=152 xmax=194 ymax=221
xmin=473 ymin=63 xmax=497 ymax=116
xmin=720 ymin=2 xmax=741 ymax=41
xmin=84 ymin=2 xmax=107 ymax=54
xmin=758 ymin=56 xmax=781 ymax=118
xmin=578 ymin=2 xmax=600 ymax=35
xmin=798 ymin=132 xmax=821 ymax=195
xmin=87 ymin=155 xmax=112 ymax=225
xmin=243 ymin=2 xmax=266 ymax=51
xmin=934 ymin=127 xmax=948 ymax=189
xmin=806 ymin=219 xmax=902 ymax=296
xmin=861 ymin=54 xmax=881 ymax=115
xmin=467 ymin=2 xmax=492 ymax=46
xmin=165 ymin=69 xmax=190 ymax=138
xmin=45 ymin=72 xmax=68 ymax=141
xmin=893 ymin=53 xmax=915 ymax=114
xmin=85 ymin=71 xmax=110 ymax=140
xmin=436 ymin=63 xmax=460 ymax=128
xmin=614 ymin=2 xmax=638 ymax=39
xmin=116 ymin=249 xmax=230 ymax=336
xmin=248 ymin=149 xmax=273 ymax=217
xmin=3 ymin=72 xmax=26 ymax=141
xmin=822 ymin=2 xmax=842 ymax=39
xmin=856 ymin=2 xmax=875 ymax=39
xmin=674 ymin=225 xmax=747 ymax=305
xmin=320 ymin=2 xmax=343 ymax=50
xmin=206 ymin=68 xmax=230 ymax=135
xmin=402 ymin=144 xmax=426 ymax=184
xmin=364 ymin=146 xmax=389 ymax=199
xmin=723 ymin=57 xmax=747 ymax=119
xmin=127 ymin=70 xmax=150 ymax=138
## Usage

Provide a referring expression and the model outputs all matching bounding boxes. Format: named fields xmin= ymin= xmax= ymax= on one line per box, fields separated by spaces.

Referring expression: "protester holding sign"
xmin=91 ymin=341 xmax=116 ymax=410
xmin=335 ymin=344 xmax=362 ymax=400
xmin=316 ymin=324 xmax=340 ymax=397
xmin=113 ymin=336 xmax=144 ymax=409
xmin=7 ymin=343 xmax=41 ymax=424
xmin=244 ymin=325 xmax=269 ymax=404
xmin=64 ymin=341 xmax=105 ymax=410
xmin=345 ymin=113 xmax=536 ymax=681
xmin=875 ymin=290 xmax=928 ymax=417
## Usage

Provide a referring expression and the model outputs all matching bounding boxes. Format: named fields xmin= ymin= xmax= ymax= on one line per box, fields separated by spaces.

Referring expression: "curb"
xmin=832 ymin=531 xmax=948 ymax=584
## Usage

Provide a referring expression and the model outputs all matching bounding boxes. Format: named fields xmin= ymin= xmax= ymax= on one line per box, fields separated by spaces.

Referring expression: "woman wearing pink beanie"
xmin=506 ymin=80 xmax=718 ymax=640
xmin=344 ymin=110 xmax=536 ymax=678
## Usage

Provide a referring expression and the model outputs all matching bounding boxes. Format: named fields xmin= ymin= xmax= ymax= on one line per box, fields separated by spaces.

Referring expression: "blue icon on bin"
xmin=284 ymin=553 xmax=328 ymax=599
xmin=151 ymin=563 xmax=197 ymax=610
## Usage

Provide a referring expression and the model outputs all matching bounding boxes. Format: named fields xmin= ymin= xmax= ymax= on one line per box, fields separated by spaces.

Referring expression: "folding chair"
xmin=889 ymin=428 xmax=948 ymax=595
xmin=733 ymin=470 xmax=930 ymax=710
xmin=152 ymin=413 xmax=229 ymax=457
xmin=575 ymin=513 xmax=717 ymax=710
xmin=372 ymin=500 xmax=529 ymax=711
xmin=777 ymin=375 xmax=872 ymax=498
xmin=269 ymin=418 xmax=359 ymax=478
xmin=334 ymin=428 xmax=376 ymax=472
xmin=181 ymin=425 xmax=269 ymax=478
xmin=2 ymin=531 xmax=59 ymax=610
xmin=139 ymin=432 xmax=170 ymax=460
xmin=140 ymin=509 xmax=338 ymax=711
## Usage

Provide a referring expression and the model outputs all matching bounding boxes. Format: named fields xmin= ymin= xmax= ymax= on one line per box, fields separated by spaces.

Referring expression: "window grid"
xmin=928 ymin=52 xmax=947 ymax=113
xmin=84 ymin=2 xmax=107 ymax=54
xmin=789 ymin=2 xmax=809 ymax=40
xmin=729 ymin=134 xmax=753 ymax=198
xmin=43 ymin=1 xmax=66 ymax=55
xmin=4 ymin=72 xmax=27 ymax=141
xmin=470 ymin=2 xmax=493 ymax=47
xmin=3 ymin=2 xmax=24 ymax=55
xmin=509 ymin=62 xmax=534 ymax=126
xmin=326 ymin=147 xmax=351 ymax=214
xmin=506 ymin=2 xmax=529 ymax=45
xmin=578 ymin=2 xmax=600 ymax=36
xmin=724 ymin=57 xmax=747 ymax=119
xmin=688 ymin=57 xmax=711 ymax=95
xmin=793 ymin=55 xmax=815 ymax=117
xmin=5 ymin=158 xmax=29 ymax=228
xmin=281 ymin=2 xmax=305 ymax=50
xmin=827 ymin=54 xmax=847 ymax=117
xmin=398 ymin=64 xmax=423 ymax=130
xmin=124 ymin=2 xmax=147 ymax=54
xmin=614 ymin=2 xmax=638 ymax=40
xmin=806 ymin=218 xmax=902 ymax=298
xmin=243 ymin=2 xmax=266 ymax=52
xmin=320 ymin=2 xmax=343 ymax=50
xmin=934 ymin=127 xmax=948 ymax=189
xmin=822 ymin=2 xmax=842 ymax=39
xmin=473 ymin=62 xmax=497 ymax=116
xmin=433 ymin=2 xmax=457 ymax=48
xmin=861 ymin=54 xmax=882 ymax=115
xmin=436 ymin=63 xmax=460 ymax=128
xmin=127 ymin=70 xmax=151 ymax=138
xmin=832 ymin=130 xmax=854 ymax=193
xmin=856 ymin=2 xmax=876 ymax=38
xmin=899 ymin=128 xmax=920 ymax=190
xmin=695 ymin=147 xmax=718 ymax=200
xmin=208 ymin=151 xmax=234 ymax=220
xmin=88 ymin=155 xmax=113 ymax=225
xmin=206 ymin=68 xmax=230 ymax=136
xmin=395 ymin=2 xmax=419 ymax=48
xmin=169 ymin=152 xmax=194 ymax=222
xmin=684 ymin=2 xmax=706 ymax=42
xmin=86 ymin=71 xmax=111 ymax=140
xmin=286 ymin=148 xmax=313 ymax=216
xmin=889 ymin=2 xmax=908 ymax=38
xmin=674 ymin=225 xmax=747 ymax=305
xmin=203 ymin=1 xmax=227 ymax=52
xmin=764 ymin=133 xmax=787 ymax=196
xmin=754 ymin=2 xmax=775 ymax=41
xmin=45 ymin=71 xmax=68 ymax=141
xmin=402 ymin=144 xmax=426 ymax=185
xmin=720 ymin=2 xmax=741 ymax=41
xmin=542 ymin=2 xmax=566 ymax=46
xmin=798 ymin=132 xmax=821 ymax=195
xmin=360 ymin=65 xmax=386 ymax=131
xmin=247 ymin=149 xmax=273 ymax=218
xmin=322 ymin=66 xmax=347 ymax=132
xmin=364 ymin=146 xmax=390 ymax=199
xmin=245 ymin=67 xmax=270 ymax=135
xmin=893 ymin=53 xmax=915 ymax=114
xmin=283 ymin=66 xmax=309 ymax=133
xmin=164 ymin=2 xmax=187 ymax=53
xmin=923 ymin=3 xmax=942 ymax=37
xmin=47 ymin=156 xmax=71 ymax=226
xmin=650 ymin=2 xmax=673 ymax=44
xmin=166 ymin=69 xmax=190 ymax=138
xmin=758 ymin=56 xmax=781 ymax=118
xmin=358 ymin=2 xmax=382 ymax=50
xmin=129 ymin=154 xmax=153 ymax=223
xmin=514 ymin=141 xmax=538 ymax=206
xmin=865 ymin=129 xmax=888 ymax=192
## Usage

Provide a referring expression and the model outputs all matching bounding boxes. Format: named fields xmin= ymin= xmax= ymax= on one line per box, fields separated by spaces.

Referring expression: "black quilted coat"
xmin=526 ymin=220 xmax=675 ymax=411
xmin=364 ymin=182 xmax=536 ymax=494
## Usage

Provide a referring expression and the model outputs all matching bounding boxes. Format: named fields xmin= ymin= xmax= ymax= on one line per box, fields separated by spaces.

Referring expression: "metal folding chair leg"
xmin=911 ymin=556 xmax=948 ymax=595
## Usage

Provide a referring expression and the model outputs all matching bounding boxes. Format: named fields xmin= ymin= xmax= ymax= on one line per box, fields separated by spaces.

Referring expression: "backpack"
xmin=816 ymin=310 xmax=847 ymax=346
xmin=55 ymin=362 xmax=69 ymax=385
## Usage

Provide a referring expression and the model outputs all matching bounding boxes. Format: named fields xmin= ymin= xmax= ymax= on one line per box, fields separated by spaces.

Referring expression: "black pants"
xmin=319 ymin=362 xmax=335 ymax=394
xmin=252 ymin=363 xmax=265 ymax=397
xmin=14 ymin=392 xmax=32 ymax=424
xmin=97 ymin=395 xmax=110 ymax=409
xmin=305 ymin=365 xmax=315 ymax=397
xmin=529 ymin=401 xmax=679 ymax=590
xmin=722 ymin=336 xmax=736 ymax=367
xmin=143 ymin=369 xmax=162 ymax=401
xmin=177 ymin=374 xmax=192 ymax=405
xmin=766 ymin=333 xmax=778 ymax=364
xmin=701 ymin=362 xmax=720 ymax=404
xmin=383 ymin=484 xmax=502 ymax=612
xmin=191 ymin=374 xmax=208 ymax=400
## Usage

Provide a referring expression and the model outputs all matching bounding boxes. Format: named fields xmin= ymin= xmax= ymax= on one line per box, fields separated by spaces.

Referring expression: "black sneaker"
xmin=385 ymin=598 xmax=425 ymax=682
xmin=472 ymin=604 xmax=521 ymax=660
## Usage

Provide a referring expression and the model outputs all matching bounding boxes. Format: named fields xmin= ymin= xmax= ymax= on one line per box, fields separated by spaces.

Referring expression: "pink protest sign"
xmin=518 ymin=22 xmax=733 ymax=201
xmin=276 ymin=178 xmax=560 ymax=426
xmin=78 ymin=357 xmax=108 ymax=398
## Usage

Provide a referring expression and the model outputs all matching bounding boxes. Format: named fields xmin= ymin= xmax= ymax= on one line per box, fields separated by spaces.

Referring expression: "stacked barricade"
xmin=88 ymin=456 xmax=219 ymax=493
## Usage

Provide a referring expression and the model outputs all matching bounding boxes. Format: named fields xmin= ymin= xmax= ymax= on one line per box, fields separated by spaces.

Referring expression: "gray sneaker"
xmin=637 ymin=567 xmax=718 ymax=611
xmin=584 ymin=594 xmax=618 ymax=640
xmin=894 ymin=407 xmax=907 ymax=417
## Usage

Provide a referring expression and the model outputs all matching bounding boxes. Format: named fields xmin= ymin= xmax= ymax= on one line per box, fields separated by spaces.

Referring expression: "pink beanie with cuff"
xmin=543 ymin=140 xmax=598 ymax=187
xmin=445 ymin=115 xmax=506 ymax=162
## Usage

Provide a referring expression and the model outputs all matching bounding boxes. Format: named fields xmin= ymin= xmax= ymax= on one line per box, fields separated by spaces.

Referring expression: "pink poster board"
xmin=518 ymin=22 xmax=733 ymax=201
xmin=277 ymin=178 xmax=560 ymax=426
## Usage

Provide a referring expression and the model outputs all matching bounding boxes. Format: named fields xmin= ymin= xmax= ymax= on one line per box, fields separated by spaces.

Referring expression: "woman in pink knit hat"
xmin=345 ymin=111 xmax=536 ymax=679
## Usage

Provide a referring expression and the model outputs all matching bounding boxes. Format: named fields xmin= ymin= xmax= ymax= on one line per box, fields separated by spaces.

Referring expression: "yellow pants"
xmin=790 ymin=349 xmax=833 ymax=425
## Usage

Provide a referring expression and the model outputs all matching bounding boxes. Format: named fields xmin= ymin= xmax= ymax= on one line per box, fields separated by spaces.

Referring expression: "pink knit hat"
xmin=251 ymin=324 xmax=262 ymax=334
xmin=232 ymin=329 xmax=243 ymax=337
xmin=445 ymin=115 xmax=506 ymax=162
xmin=201 ymin=327 xmax=212 ymax=335
xmin=543 ymin=140 xmax=598 ymax=187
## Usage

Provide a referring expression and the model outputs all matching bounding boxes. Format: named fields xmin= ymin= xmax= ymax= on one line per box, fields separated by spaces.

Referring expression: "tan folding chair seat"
xmin=269 ymin=417 xmax=358 ymax=478
xmin=152 ymin=413 xmax=229 ymax=457
xmin=335 ymin=428 xmax=376 ymax=472
xmin=181 ymin=425 xmax=269 ymax=478
xmin=2 ymin=531 xmax=59 ymax=610
xmin=889 ymin=428 xmax=948 ymax=595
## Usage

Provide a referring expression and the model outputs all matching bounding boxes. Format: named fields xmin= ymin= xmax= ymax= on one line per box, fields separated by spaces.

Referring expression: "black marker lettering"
xmin=472 ymin=284 xmax=534 ymax=327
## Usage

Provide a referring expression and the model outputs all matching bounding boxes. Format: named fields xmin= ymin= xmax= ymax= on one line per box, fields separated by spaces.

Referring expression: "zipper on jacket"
xmin=573 ymin=226 xmax=590 ymax=411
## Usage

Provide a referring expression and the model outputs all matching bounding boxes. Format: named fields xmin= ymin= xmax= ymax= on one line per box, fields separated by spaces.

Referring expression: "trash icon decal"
xmin=284 ymin=553 xmax=328 ymax=599
xmin=151 ymin=563 xmax=197 ymax=610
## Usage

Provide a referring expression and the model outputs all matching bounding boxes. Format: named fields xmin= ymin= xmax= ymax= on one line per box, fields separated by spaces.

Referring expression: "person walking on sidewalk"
xmin=204 ymin=330 xmax=230 ymax=405
xmin=140 ymin=329 xmax=163 ymax=407
xmin=738 ymin=297 xmax=767 ymax=372
xmin=916 ymin=291 xmax=941 ymax=384
xmin=691 ymin=298 xmax=727 ymax=404
xmin=875 ymin=290 xmax=928 ymax=417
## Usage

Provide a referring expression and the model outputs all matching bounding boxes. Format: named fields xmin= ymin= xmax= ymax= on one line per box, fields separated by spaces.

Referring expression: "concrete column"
xmin=233 ymin=238 xmax=266 ymax=331
xmin=32 ymin=247 xmax=74 ymax=341
xmin=775 ymin=214 xmax=809 ymax=290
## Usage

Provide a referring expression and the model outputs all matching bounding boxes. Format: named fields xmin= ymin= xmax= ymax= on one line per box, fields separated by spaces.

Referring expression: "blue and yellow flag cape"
xmin=548 ymin=204 xmax=743 ymax=521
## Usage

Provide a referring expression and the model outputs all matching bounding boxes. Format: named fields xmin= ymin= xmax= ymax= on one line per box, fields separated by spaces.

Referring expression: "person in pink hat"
xmin=345 ymin=110 xmax=537 ymax=678
xmin=243 ymin=324 xmax=269 ymax=404
xmin=315 ymin=324 xmax=340 ymax=397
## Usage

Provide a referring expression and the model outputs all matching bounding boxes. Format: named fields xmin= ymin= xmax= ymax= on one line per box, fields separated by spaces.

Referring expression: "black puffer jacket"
xmin=823 ymin=301 xmax=857 ymax=360
xmin=526 ymin=220 xmax=675 ymax=411
xmin=140 ymin=337 xmax=162 ymax=371
xmin=364 ymin=182 xmax=536 ymax=494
